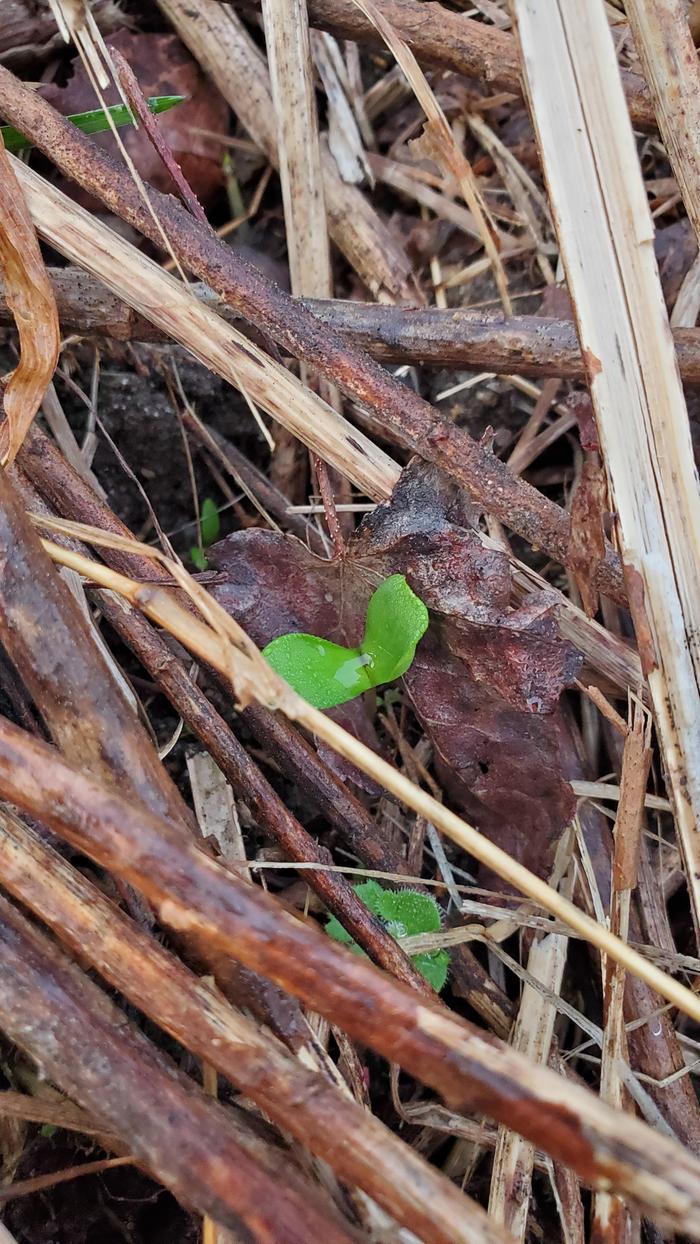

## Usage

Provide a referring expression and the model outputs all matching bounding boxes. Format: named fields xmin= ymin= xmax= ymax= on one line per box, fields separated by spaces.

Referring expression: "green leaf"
xmin=373 ymin=886 xmax=443 ymax=935
xmin=262 ymin=574 xmax=428 ymax=709
xmin=199 ymin=497 xmax=221 ymax=548
xmin=190 ymin=546 xmax=208 ymax=571
xmin=362 ymin=573 xmax=429 ymax=683
xmin=325 ymin=881 xmax=450 ymax=991
xmin=1 ymin=95 xmax=185 ymax=156
xmin=261 ymin=633 xmax=373 ymax=709
xmin=412 ymin=949 xmax=450 ymax=992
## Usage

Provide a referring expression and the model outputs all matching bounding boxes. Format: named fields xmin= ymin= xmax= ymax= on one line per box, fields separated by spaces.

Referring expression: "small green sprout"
xmin=262 ymin=573 xmax=428 ymax=709
xmin=190 ymin=497 xmax=221 ymax=571
xmin=1 ymin=95 xmax=185 ymax=156
xmin=326 ymin=880 xmax=450 ymax=991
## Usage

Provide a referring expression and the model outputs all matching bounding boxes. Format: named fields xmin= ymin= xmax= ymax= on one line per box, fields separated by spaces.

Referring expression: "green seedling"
xmin=190 ymin=497 xmax=221 ymax=571
xmin=1 ymin=95 xmax=185 ymax=156
xmin=326 ymin=879 xmax=450 ymax=991
xmin=262 ymin=573 xmax=428 ymax=709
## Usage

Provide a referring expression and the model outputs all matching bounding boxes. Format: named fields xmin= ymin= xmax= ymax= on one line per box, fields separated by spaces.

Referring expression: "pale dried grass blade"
xmin=351 ymin=0 xmax=512 ymax=312
xmin=0 ymin=138 xmax=59 ymax=465
xmin=512 ymin=0 xmax=700 ymax=942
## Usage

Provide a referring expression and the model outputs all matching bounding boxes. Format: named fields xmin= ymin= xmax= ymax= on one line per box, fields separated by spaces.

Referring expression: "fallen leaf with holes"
xmin=209 ymin=461 xmax=580 ymax=877
xmin=41 ymin=30 xmax=228 ymax=206
xmin=0 ymin=138 xmax=59 ymax=464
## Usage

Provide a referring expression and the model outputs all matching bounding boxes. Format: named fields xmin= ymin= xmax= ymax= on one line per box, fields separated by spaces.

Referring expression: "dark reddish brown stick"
xmin=0 ymin=67 xmax=626 ymax=602
xmin=15 ymin=270 xmax=700 ymax=388
xmin=0 ymin=812 xmax=501 ymax=1244
xmin=0 ymin=716 xmax=699 ymax=1232
xmin=0 ymin=892 xmax=360 ymax=1243
xmin=112 ymin=48 xmax=209 ymax=225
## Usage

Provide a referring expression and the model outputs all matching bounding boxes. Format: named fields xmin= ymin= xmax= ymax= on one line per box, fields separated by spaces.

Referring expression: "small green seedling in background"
xmin=326 ymin=880 xmax=450 ymax=991
xmin=1 ymin=95 xmax=185 ymax=156
xmin=262 ymin=574 xmax=428 ymax=709
xmin=190 ymin=497 xmax=221 ymax=571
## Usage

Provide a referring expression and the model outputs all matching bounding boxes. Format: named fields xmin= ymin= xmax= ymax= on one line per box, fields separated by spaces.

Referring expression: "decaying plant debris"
xmin=1 ymin=0 xmax=700 ymax=1240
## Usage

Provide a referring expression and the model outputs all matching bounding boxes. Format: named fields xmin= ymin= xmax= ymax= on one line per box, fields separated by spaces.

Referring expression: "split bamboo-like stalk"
xmin=512 ymin=0 xmax=700 ymax=942
xmin=624 ymin=0 xmax=700 ymax=250
xmin=591 ymin=702 xmax=650 ymax=1244
xmin=261 ymin=0 xmax=332 ymax=301
xmin=260 ymin=0 xmax=344 ymax=523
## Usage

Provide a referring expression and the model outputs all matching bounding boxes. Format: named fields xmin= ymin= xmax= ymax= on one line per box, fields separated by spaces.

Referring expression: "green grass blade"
xmin=1 ymin=95 xmax=185 ymax=156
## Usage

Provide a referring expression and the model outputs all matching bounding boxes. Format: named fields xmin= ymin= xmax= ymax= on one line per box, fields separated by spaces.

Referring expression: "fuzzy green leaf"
xmin=262 ymin=574 xmax=428 ymax=709
xmin=1 ymin=95 xmax=185 ymax=156
xmin=325 ymin=881 xmax=450 ymax=992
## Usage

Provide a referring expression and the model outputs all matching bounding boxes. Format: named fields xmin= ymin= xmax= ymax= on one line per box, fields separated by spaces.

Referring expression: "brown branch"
xmin=0 ymin=716 xmax=698 ymax=1233
xmin=10 ymin=269 xmax=700 ymax=385
xmin=0 ymin=68 xmax=626 ymax=602
xmin=0 ymin=891 xmax=360 ymax=1242
xmin=0 ymin=811 xmax=501 ymax=1244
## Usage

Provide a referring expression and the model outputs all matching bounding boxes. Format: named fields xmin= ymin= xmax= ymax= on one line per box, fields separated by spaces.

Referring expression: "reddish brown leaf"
xmin=209 ymin=462 xmax=580 ymax=877
xmin=0 ymin=137 xmax=59 ymax=464
xmin=41 ymin=31 xmax=228 ymax=206
xmin=404 ymin=636 xmax=576 ymax=883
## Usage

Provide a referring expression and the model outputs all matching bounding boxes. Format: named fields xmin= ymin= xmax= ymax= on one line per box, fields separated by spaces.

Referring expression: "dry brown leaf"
xmin=209 ymin=462 xmax=579 ymax=878
xmin=0 ymin=137 xmax=59 ymax=465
